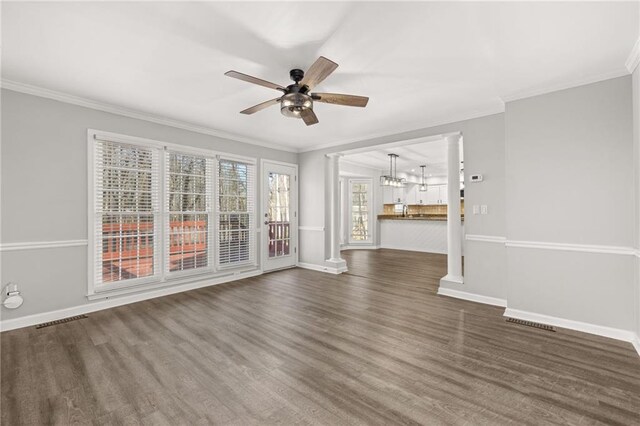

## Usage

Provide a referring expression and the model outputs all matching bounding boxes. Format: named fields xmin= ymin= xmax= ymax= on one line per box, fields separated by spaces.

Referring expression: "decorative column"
xmin=440 ymin=133 xmax=464 ymax=286
xmin=326 ymin=153 xmax=347 ymax=273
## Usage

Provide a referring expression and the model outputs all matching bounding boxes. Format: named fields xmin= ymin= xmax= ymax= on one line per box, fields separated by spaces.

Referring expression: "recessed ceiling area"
xmin=2 ymin=2 xmax=637 ymax=151
xmin=342 ymin=138 xmax=462 ymax=178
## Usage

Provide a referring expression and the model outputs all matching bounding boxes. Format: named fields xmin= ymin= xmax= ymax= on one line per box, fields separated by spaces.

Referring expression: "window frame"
xmin=216 ymin=156 xmax=256 ymax=270
xmin=347 ymin=178 xmax=374 ymax=245
xmin=87 ymin=129 xmax=257 ymax=298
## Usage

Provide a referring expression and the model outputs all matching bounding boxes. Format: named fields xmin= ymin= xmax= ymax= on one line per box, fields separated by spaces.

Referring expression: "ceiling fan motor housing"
xmin=281 ymin=92 xmax=313 ymax=118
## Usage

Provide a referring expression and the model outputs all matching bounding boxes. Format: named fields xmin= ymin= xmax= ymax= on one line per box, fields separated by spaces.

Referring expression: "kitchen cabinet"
xmin=438 ymin=185 xmax=448 ymax=204
xmin=425 ymin=185 xmax=448 ymax=204
xmin=405 ymin=184 xmax=417 ymax=205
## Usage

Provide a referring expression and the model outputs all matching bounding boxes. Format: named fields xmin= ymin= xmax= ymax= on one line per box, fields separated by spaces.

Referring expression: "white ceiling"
xmin=3 ymin=2 xmax=638 ymax=152
xmin=342 ymin=138 xmax=462 ymax=178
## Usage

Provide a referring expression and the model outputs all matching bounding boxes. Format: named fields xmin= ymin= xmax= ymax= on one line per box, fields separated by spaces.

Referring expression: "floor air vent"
xmin=506 ymin=317 xmax=556 ymax=332
xmin=36 ymin=315 xmax=88 ymax=329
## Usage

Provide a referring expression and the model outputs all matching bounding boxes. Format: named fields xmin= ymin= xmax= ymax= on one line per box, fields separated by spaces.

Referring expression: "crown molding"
xmin=0 ymin=79 xmax=298 ymax=153
xmin=299 ymin=105 xmax=505 ymax=153
xmin=625 ymin=37 xmax=640 ymax=73
xmin=501 ymin=68 xmax=631 ymax=104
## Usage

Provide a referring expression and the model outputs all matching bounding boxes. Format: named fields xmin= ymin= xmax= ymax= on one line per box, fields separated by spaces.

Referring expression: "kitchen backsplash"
xmin=383 ymin=201 xmax=464 ymax=216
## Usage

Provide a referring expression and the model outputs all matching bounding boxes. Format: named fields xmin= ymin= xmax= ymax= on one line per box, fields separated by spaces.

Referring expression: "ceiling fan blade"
xmin=300 ymin=56 xmax=338 ymax=90
xmin=300 ymin=109 xmax=319 ymax=126
xmin=312 ymin=93 xmax=369 ymax=107
xmin=240 ymin=98 xmax=281 ymax=115
xmin=225 ymin=70 xmax=285 ymax=92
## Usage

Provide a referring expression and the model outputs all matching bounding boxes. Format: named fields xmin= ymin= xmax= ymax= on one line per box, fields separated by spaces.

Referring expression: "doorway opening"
xmin=331 ymin=132 xmax=465 ymax=282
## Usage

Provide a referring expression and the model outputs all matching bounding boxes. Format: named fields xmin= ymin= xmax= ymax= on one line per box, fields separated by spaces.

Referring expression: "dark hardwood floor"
xmin=2 ymin=249 xmax=639 ymax=425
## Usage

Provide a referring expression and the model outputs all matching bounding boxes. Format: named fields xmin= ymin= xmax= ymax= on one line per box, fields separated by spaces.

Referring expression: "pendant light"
xmin=380 ymin=154 xmax=406 ymax=187
xmin=418 ymin=165 xmax=428 ymax=192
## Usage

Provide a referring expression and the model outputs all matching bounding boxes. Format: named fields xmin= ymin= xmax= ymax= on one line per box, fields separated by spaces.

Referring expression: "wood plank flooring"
xmin=2 ymin=249 xmax=639 ymax=425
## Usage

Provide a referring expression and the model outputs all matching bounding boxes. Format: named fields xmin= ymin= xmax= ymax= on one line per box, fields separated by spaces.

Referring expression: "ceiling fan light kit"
xmin=225 ymin=56 xmax=369 ymax=126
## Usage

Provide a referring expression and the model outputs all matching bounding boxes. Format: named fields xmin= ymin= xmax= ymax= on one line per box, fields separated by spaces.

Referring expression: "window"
xmin=266 ymin=172 xmax=291 ymax=258
xmin=166 ymin=152 xmax=213 ymax=274
xmin=93 ymin=140 xmax=160 ymax=287
xmin=89 ymin=131 xmax=256 ymax=294
xmin=349 ymin=179 xmax=372 ymax=243
xmin=217 ymin=159 xmax=255 ymax=266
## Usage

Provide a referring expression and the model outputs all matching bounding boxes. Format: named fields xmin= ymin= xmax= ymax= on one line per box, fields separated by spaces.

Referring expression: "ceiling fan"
xmin=224 ymin=56 xmax=369 ymax=126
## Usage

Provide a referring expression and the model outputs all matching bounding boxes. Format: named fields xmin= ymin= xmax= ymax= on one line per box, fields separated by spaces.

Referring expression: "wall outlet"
xmin=481 ymin=205 xmax=488 ymax=215
xmin=472 ymin=205 xmax=479 ymax=215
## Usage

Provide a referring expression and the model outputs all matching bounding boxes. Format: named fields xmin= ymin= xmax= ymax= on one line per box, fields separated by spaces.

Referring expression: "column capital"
xmin=325 ymin=153 xmax=343 ymax=159
xmin=444 ymin=133 xmax=462 ymax=143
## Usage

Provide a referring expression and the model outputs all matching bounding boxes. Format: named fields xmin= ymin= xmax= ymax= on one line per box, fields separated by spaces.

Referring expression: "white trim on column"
xmin=0 ymin=239 xmax=88 ymax=252
xmin=465 ymin=234 xmax=506 ymax=244
xmin=504 ymin=308 xmax=639 ymax=348
xmin=437 ymin=287 xmax=507 ymax=307
xmin=1 ymin=79 xmax=296 ymax=153
xmin=341 ymin=245 xmax=380 ymax=251
xmin=297 ymin=262 xmax=347 ymax=274
xmin=632 ymin=335 xmax=640 ymax=357
xmin=626 ymin=37 xmax=640 ymax=73
xmin=505 ymin=240 xmax=635 ymax=256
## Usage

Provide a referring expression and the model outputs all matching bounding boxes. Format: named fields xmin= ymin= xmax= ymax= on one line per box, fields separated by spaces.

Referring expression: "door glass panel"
xmin=268 ymin=172 xmax=291 ymax=258
xmin=351 ymin=181 xmax=369 ymax=241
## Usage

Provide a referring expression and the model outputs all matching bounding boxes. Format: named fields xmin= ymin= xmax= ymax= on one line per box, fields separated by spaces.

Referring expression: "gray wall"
xmin=505 ymin=76 xmax=636 ymax=330
xmin=299 ymin=113 xmax=507 ymax=300
xmin=0 ymin=89 xmax=297 ymax=321
xmin=634 ymin=66 xmax=640 ymax=338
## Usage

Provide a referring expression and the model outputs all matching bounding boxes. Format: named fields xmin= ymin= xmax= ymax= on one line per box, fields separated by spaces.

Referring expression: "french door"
xmin=348 ymin=178 xmax=373 ymax=245
xmin=261 ymin=161 xmax=298 ymax=271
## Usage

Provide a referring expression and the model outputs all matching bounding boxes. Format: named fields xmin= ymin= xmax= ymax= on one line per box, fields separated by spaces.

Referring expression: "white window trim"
xmin=87 ymin=129 xmax=258 ymax=299
xmin=163 ymin=150 xmax=215 ymax=280
xmin=348 ymin=178 xmax=374 ymax=246
xmin=216 ymin=155 xmax=257 ymax=270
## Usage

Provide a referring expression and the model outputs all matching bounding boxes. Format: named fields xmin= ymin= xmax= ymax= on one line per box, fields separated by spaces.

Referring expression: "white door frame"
xmin=347 ymin=178 xmax=374 ymax=246
xmin=260 ymin=159 xmax=299 ymax=272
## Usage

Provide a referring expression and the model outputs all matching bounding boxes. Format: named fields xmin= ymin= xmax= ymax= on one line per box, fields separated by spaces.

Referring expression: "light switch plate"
xmin=472 ymin=205 xmax=479 ymax=215
xmin=481 ymin=205 xmax=488 ymax=215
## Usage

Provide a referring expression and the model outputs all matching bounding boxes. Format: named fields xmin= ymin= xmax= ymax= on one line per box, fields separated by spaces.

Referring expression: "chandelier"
xmin=380 ymin=154 xmax=406 ymax=187
xmin=418 ymin=165 xmax=428 ymax=192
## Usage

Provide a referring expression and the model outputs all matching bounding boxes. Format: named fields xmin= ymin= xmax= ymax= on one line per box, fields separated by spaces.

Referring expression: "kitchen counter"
xmin=377 ymin=214 xmax=463 ymax=221
xmin=379 ymin=216 xmax=464 ymax=254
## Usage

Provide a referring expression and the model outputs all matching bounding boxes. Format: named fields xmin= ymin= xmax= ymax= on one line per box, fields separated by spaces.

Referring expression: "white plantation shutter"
xmin=93 ymin=138 xmax=160 ymax=288
xmin=90 ymin=130 xmax=260 ymax=295
xmin=217 ymin=158 xmax=256 ymax=267
xmin=165 ymin=151 xmax=214 ymax=275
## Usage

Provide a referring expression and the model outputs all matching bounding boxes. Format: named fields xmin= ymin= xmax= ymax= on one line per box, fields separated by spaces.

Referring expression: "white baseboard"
xmin=341 ymin=245 xmax=379 ymax=251
xmin=380 ymin=245 xmax=447 ymax=255
xmin=437 ymin=287 xmax=507 ymax=307
xmin=503 ymin=308 xmax=639 ymax=346
xmin=632 ymin=334 xmax=640 ymax=357
xmin=297 ymin=262 xmax=347 ymax=274
xmin=0 ymin=269 xmax=262 ymax=332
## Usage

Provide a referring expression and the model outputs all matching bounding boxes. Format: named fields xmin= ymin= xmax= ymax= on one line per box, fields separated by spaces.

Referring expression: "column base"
xmin=439 ymin=274 xmax=464 ymax=286
xmin=324 ymin=258 xmax=348 ymax=274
